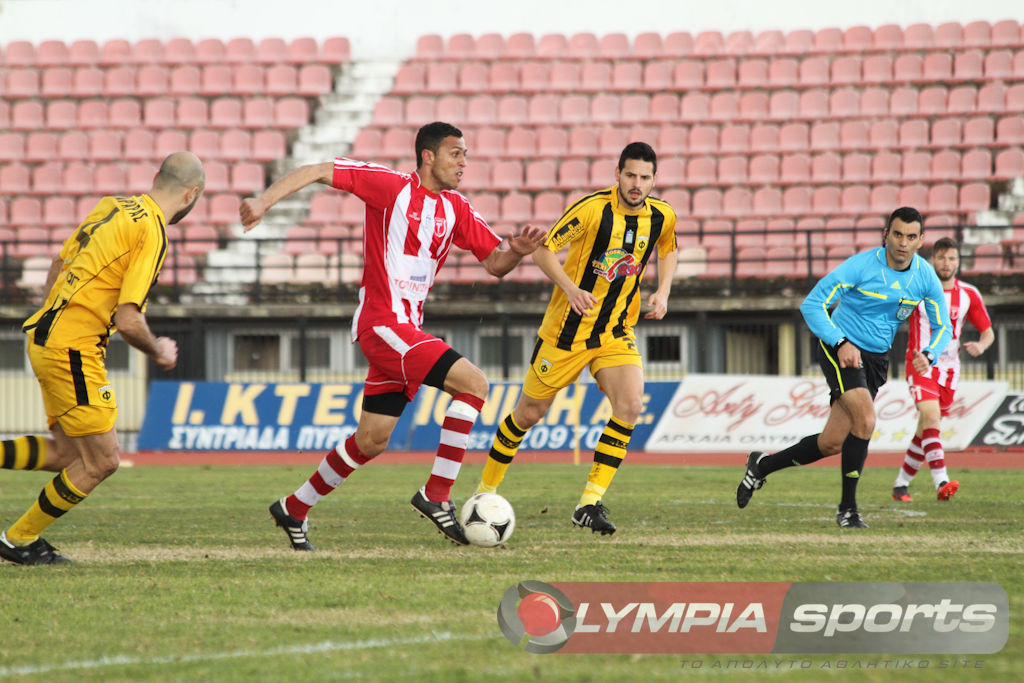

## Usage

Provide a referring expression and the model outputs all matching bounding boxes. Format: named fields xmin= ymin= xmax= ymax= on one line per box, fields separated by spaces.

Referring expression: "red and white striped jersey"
xmin=331 ymin=159 xmax=501 ymax=339
xmin=906 ymin=278 xmax=992 ymax=388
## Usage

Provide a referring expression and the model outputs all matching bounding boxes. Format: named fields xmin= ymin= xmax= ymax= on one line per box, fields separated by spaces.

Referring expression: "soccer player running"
xmin=735 ymin=207 xmax=951 ymax=528
xmin=239 ymin=122 xmax=545 ymax=549
xmin=892 ymin=237 xmax=994 ymax=502
xmin=0 ymin=152 xmax=203 ymax=565
xmin=475 ymin=142 xmax=678 ymax=535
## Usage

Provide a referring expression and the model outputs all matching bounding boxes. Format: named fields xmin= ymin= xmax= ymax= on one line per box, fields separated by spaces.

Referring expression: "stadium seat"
xmin=748 ymin=155 xmax=779 ymax=184
xmin=781 ymin=186 xmax=811 ymax=215
xmin=902 ymin=151 xmax=931 ymax=181
xmin=778 ymin=123 xmax=809 ymax=151
xmin=745 ymin=124 xmax=776 ymax=152
xmin=160 ymin=37 xmax=194 ymax=65
xmin=40 ymin=67 xmax=72 ymax=98
xmin=673 ymin=60 xmax=704 ymax=89
xmin=961 ymin=149 xmax=992 ymax=180
xmin=24 ymin=132 xmax=58 ymax=163
xmin=709 ymin=92 xmax=739 ymax=121
xmin=31 ymin=163 xmax=63 ymax=195
xmin=705 ymin=59 xmax=736 ymax=87
xmin=550 ymin=61 xmax=581 ymax=92
xmin=567 ymin=32 xmax=600 ymax=59
xmin=155 ymin=129 xmax=188 ymax=159
xmin=931 ymin=118 xmax=962 ymax=147
xmin=930 ymin=150 xmax=961 ymax=181
xmin=737 ymin=59 xmax=768 ymax=88
xmin=527 ymin=94 xmax=559 ymax=124
xmin=14 ymin=229 xmax=54 ymax=259
xmin=985 ymin=50 xmax=1014 ymax=79
xmin=691 ymin=188 xmax=723 ymax=217
xmin=233 ymin=64 xmax=264 ymax=95
xmin=109 ymin=98 xmax=141 ymax=128
xmin=632 ymin=32 xmax=663 ymax=59
xmin=869 ymin=152 xmax=900 ymax=181
xmin=58 ymin=131 xmax=89 ymax=161
xmin=778 ymin=154 xmax=810 ymax=184
xmin=680 ymin=93 xmax=709 ymax=121
xmin=899 ymin=120 xmax=929 ymax=149
xmin=534 ymin=192 xmax=567 ymax=223
xmin=391 ymin=63 xmax=423 ymax=95
xmin=995 ymin=148 xmax=1024 ymax=179
xmin=799 ymin=90 xmax=828 ymax=119
xmin=76 ymin=99 xmax=107 ymax=128
xmin=597 ymin=127 xmax=629 ymax=157
xmin=809 ymin=122 xmax=839 ymax=151
xmin=947 ymin=86 xmax=977 ymax=114
xmin=88 ymin=129 xmax=122 ymax=162
xmin=91 ymin=164 xmax=125 ymax=195
xmin=194 ymin=38 xmax=226 ymax=66
xmin=254 ymin=37 xmax=288 ymax=65
xmin=436 ymin=95 xmax=465 ymax=122
xmin=959 ymin=117 xmax=993 ymax=147
xmin=198 ymin=65 xmax=232 ymax=97
xmin=10 ymin=197 xmax=43 ymax=227
xmin=298 ymin=64 xmax=332 ymax=96
xmin=694 ymin=31 xmax=725 ymax=56
xmin=962 ymin=243 xmax=1005 ymax=275
xmin=590 ymin=94 xmax=619 ymax=123
xmin=231 ymin=163 xmax=264 ymax=193
xmin=640 ymin=61 xmax=671 ymax=91
xmin=959 ymin=183 xmax=990 ymax=212
xmin=663 ymin=31 xmax=695 ymax=57
xmin=752 ymin=188 xmax=781 ymax=215
xmin=264 ymin=64 xmax=298 ymax=97
xmin=716 ymin=155 xmax=746 ymax=185
xmin=219 ymin=129 xmax=251 ymax=161
xmin=490 ymin=160 xmax=523 ymax=192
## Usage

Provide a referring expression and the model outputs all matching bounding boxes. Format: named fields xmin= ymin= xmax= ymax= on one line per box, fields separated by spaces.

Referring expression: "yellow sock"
xmin=1 ymin=435 xmax=48 ymax=470
xmin=6 ymin=469 xmax=87 ymax=545
xmin=579 ymin=416 xmax=634 ymax=507
xmin=478 ymin=413 xmax=528 ymax=494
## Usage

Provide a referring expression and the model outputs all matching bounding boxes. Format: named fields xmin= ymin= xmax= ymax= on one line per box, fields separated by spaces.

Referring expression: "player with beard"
xmin=475 ymin=142 xmax=678 ymax=535
xmin=0 ymin=152 xmax=203 ymax=564
xmin=892 ymin=237 xmax=994 ymax=502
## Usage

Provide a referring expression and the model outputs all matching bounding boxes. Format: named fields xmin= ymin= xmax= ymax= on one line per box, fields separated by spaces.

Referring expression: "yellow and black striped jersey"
xmin=24 ymin=195 xmax=168 ymax=351
xmin=537 ymin=186 xmax=677 ymax=351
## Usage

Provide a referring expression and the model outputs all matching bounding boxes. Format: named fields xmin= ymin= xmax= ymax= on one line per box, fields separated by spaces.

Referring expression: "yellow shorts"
xmin=522 ymin=336 xmax=643 ymax=400
xmin=27 ymin=342 xmax=117 ymax=437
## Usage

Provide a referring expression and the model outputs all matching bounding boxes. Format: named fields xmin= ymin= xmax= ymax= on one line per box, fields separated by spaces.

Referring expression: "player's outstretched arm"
xmin=239 ymin=162 xmax=334 ymax=232
xmin=114 ymin=303 xmax=177 ymax=370
xmin=534 ymin=245 xmax=597 ymax=316
xmin=481 ymin=224 xmax=546 ymax=278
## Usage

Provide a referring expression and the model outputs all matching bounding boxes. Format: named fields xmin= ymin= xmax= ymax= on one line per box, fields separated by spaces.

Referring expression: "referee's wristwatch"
xmin=835 ymin=337 xmax=850 ymax=350
xmin=921 ymin=349 xmax=935 ymax=365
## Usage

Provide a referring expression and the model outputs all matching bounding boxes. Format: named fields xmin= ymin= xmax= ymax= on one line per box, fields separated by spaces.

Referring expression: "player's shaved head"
xmin=153 ymin=151 xmax=205 ymax=192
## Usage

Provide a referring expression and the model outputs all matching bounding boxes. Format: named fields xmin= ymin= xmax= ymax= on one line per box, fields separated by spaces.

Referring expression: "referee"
xmin=736 ymin=207 xmax=951 ymax=528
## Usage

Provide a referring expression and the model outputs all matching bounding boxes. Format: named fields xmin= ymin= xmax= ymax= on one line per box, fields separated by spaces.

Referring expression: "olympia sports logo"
xmin=497 ymin=581 xmax=576 ymax=653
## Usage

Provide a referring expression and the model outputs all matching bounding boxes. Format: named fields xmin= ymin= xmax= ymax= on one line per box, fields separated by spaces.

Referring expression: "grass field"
xmin=0 ymin=460 xmax=1021 ymax=681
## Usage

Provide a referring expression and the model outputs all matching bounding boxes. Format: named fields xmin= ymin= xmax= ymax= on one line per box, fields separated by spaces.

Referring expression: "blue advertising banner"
xmin=138 ymin=380 xmax=680 ymax=452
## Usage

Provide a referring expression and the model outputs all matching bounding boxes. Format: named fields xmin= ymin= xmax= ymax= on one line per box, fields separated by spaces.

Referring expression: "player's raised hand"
xmin=239 ymin=197 xmax=267 ymax=232
xmin=963 ymin=341 xmax=984 ymax=357
xmin=508 ymin=224 xmax=546 ymax=255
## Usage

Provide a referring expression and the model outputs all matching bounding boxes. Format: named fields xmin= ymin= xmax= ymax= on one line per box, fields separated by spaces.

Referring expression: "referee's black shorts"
xmin=814 ymin=337 xmax=889 ymax=405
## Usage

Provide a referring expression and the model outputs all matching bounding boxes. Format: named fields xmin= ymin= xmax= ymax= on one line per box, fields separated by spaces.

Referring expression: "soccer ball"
xmin=459 ymin=493 xmax=515 ymax=547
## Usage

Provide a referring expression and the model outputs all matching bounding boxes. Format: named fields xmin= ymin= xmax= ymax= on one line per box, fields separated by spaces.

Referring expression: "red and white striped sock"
xmin=424 ymin=393 xmax=485 ymax=503
xmin=286 ymin=436 xmax=371 ymax=520
xmin=895 ymin=434 xmax=924 ymax=487
xmin=921 ymin=427 xmax=949 ymax=488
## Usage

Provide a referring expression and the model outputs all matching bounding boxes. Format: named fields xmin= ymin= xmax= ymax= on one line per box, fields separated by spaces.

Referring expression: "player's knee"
xmin=456 ymin=364 xmax=489 ymax=401
xmin=515 ymin=404 xmax=545 ymax=429
xmin=355 ymin=431 xmax=388 ymax=458
xmin=614 ymin=397 xmax=643 ymax=425
xmin=86 ymin=452 xmax=120 ymax=481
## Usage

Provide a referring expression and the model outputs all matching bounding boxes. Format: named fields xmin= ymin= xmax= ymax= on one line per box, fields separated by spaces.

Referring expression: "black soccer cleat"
xmin=0 ymin=531 xmax=72 ymax=565
xmin=736 ymin=451 xmax=767 ymax=509
xmin=892 ymin=485 xmax=912 ymax=502
xmin=837 ymin=507 xmax=869 ymax=528
xmin=269 ymin=498 xmax=314 ymax=551
xmin=410 ymin=487 xmax=469 ymax=546
xmin=571 ymin=502 xmax=617 ymax=535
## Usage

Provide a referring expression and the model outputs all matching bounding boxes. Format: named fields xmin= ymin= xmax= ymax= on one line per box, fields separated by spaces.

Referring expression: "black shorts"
xmin=814 ymin=338 xmax=889 ymax=405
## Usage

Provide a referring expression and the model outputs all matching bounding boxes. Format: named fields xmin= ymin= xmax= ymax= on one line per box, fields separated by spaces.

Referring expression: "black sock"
xmin=759 ymin=435 xmax=826 ymax=476
xmin=840 ymin=434 xmax=870 ymax=510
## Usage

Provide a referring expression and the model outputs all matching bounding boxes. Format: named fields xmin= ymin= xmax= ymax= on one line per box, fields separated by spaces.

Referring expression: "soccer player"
xmin=892 ymin=237 xmax=994 ymax=502
xmin=239 ymin=121 xmax=545 ymax=549
xmin=475 ymin=142 xmax=678 ymax=535
xmin=735 ymin=207 xmax=951 ymax=528
xmin=0 ymin=152 xmax=203 ymax=565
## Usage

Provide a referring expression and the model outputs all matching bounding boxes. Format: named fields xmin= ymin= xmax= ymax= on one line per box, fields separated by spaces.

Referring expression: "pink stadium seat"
xmin=890 ymin=87 xmax=918 ymax=116
xmin=935 ymin=22 xmax=964 ymax=47
xmin=379 ymin=127 xmax=412 ymax=159
xmin=931 ymin=118 xmax=962 ymax=147
xmin=255 ymin=37 xmax=288 ymax=65
xmin=918 ymin=86 xmax=947 ymax=115
xmin=93 ymin=164 xmax=126 ymax=195
xmin=711 ymin=124 xmax=744 ymax=153
xmin=694 ymin=31 xmax=724 ymax=56
xmin=996 ymin=116 xmax=1024 ymax=145
xmin=31 ymin=163 xmax=62 ymax=195
xmin=679 ymin=156 xmax=711 ymax=185
xmin=307 ymin=193 xmax=338 ymax=225
xmin=752 ymin=188 xmax=781 ymax=215
xmin=810 ymin=122 xmax=839 ymax=151
xmin=76 ymin=99 xmax=107 ymax=128
xmin=995 ymin=149 xmax=1024 ymax=178
xmin=102 ymin=66 xmax=134 ymax=97
xmin=527 ymin=94 xmax=559 ymax=124
xmin=767 ymin=58 xmax=798 ymax=87
xmin=903 ymin=23 xmax=935 ymax=49
xmin=391 ymin=63 xmax=423 ymax=95
xmin=959 ymin=183 xmax=990 ymax=212
xmin=990 ymin=19 xmax=1021 ymax=46
xmin=69 ymin=67 xmax=101 ymax=98
xmin=204 ymin=162 xmax=230 ymax=193
xmin=954 ymin=50 xmax=984 ymax=81
xmin=161 ymin=38 xmax=194 ymax=65
xmin=692 ymin=189 xmax=723 ymax=217
xmin=435 ymin=95 xmax=465 ymax=122
xmin=155 ymin=129 xmax=188 ymax=158
xmin=446 ymin=33 xmax=474 ymax=60
xmin=892 ymin=54 xmax=923 ymax=84
xmin=930 ymin=150 xmax=960 ymax=180
xmin=630 ymin=32 xmax=663 ymax=59
xmin=168 ymin=65 xmax=200 ymax=96
xmin=897 ymin=183 xmax=927 ymax=208
xmin=590 ymin=94 xmax=619 ymax=123
xmin=865 ymin=120 xmax=896 ymax=150
xmin=9 ymin=197 xmax=42 ymax=228
xmin=963 ymin=20 xmax=992 ymax=47
xmin=557 ymin=159 xmax=589 ymax=191
xmin=298 ymin=64 xmax=332 ymax=96
xmin=639 ymin=60 xmax=670 ymax=91
xmin=597 ymin=127 xmax=629 ymax=157
xmin=1006 ymin=84 xmax=1024 ymax=112
xmin=141 ymin=96 xmax=174 ymax=130
xmin=831 ymin=56 xmax=860 ymax=85
xmin=901 ymin=151 xmax=931 ymax=181
xmin=64 ymin=39 xmax=98 ymax=67
xmin=799 ymin=56 xmax=828 ymax=86
xmin=899 ymin=120 xmax=929 ymax=149
xmin=231 ymin=163 xmax=264 ymax=193
xmin=861 ymin=55 xmax=893 ymax=84
xmin=663 ymin=31 xmax=694 ymax=57
xmin=705 ymin=58 xmax=736 ymax=88
xmin=961 ymin=116 xmax=994 ymax=146
xmin=415 ymin=34 xmax=444 ymax=61
xmin=748 ymin=154 xmax=779 ymax=183
xmin=499 ymin=192 xmax=532 ymax=223
xmin=683 ymin=125 xmax=714 ymax=154
xmin=840 ymin=185 xmax=870 ymax=214
xmin=241 ymin=98 xmax=274 ymax=129
xmin=520 ymin=62 xmax=551 ymax=92
xmin=782 ymin=187 xmax=811 ymax=215
xmin=120 ymin=129 xmax=154 ymax=162
xmin=194 ymin=38 xmax=225 ymax=66
xmin=109 ymin=98 xmax=141 ymax=128
xmin=866 ymin=152 xmax=899 ymax=181
xmin=926 ymin=183 xmax=958 ymax=212
xmin=472 ymin=32 xmax=505 ymax=60
xmin=182 ymin=225 xmax=219 ymax=256
xmin=11 ymin=100 xmax=46 ymax=131
xmin=199 ymin=65 xmax=232 ymax=96
xmin=88 ymin=130 xmax=122 ymax=161
xmin=265 ymin=64 xmax=298 ymax=97
xmin=284 ymin=37 xmax=321 ymax=65
xmin=799 ymin=89 xmax=828 ymax=119
xmin=709 ymin=92 xmax=739 ymax=121
xmin=748 ymin=124 xmax=778 ymax=152
xmin=753 ymin=30 xmax=785 ymax=55
xmin=132 ymin=65 xmax=168 ymax=97
xmin=717 ymin=155 xmax=747 ymax=184
xmin=726 ymin=30 xmax=755 ymax=55
xmin=985 ymin=50 xmax=1014 ymax=79
xmin=456 ymin=63 xmax=487 ymax=95
xmin=680 ymin=93 xmax=709 ymax=122
xmin=219 ymin=129 xmax=251 ymax=161
xmin=922 ymin=53 xmax=952 ymax=82
xmin=6 ymin=69 xmax=40 ymax=98
xmin=41 ymin=67 xmax=72 ymax=98
xmin=127 ymin=163 xmax=157 ymax=194
xmin=56 ymin=131 xmax=88 ymax=161
xmin=471 ymin=127 xmax=504 ymax=159
xmin=97 ymin=38 xmax=131 ymax=67
xmin=961 ymin=149 xmax=992 ymax=179
xmin=42 ymin=196 xmax=76 ymax=228
xmin=23 ymin=132 xmax=57 ymax=163
xmin=523 ymin=160 xmax=556 ymax=191
xmin=841 ymin=153 xmax=871 ymax=182
xmin=673 ymin=60 xmax=704 ymax=89
xmin=580 ymin=61 xmax=612 ymax=93
xmin=224 ymin=37 xmax=256 ymax=65
xmin=503 ymin=126 xmax=535 ymax=158
xmin=811 ymin=187 xmax=840 ymax=215
xmin=484 ymin=63 xmax=518 ymax=94
xmin=550 ymin=61 xmax=581 ymax=92
xmin=811 ymin=154 xmax=841 ymax=183
xmin=491 ymin=160 xmax=523 ymax=192
xmin=964 ymin=243 xmax=1006 ymax=275
xmin=778 ymin=123 xmax=809 ymax=151
xmin=536 ymin=126 xmax=568 ymax=157
xmin=779 ymin=154 xmax=810 ymax=184
xmin=0 ymin=133 xmax=25 ymax=162
xmin=738 ymin=59 xmax=768 ymax=88
xmin=176 ymin=97 xmax=208 ymax=128
xmin=568 ymin=127 xmax=600 ymax=158
xmin=977 ymin=83 xmax=1007 ymax=112
xmin=566 ymin=32 xmax=599 ymax=59
xmin=233 ymin=64 xmax=264 ymax=95
xmin=500 ymin=32 xmax=534 ymax=59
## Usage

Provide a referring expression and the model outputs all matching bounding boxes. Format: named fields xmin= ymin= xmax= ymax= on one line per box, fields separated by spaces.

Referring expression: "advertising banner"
xmin=645 ymin=375 xmax=1007 ymax=453
xmin=137 ymin=380 xmax=679 ymax=452
xmin=969 ymin=394 xmax=1024 ymax=448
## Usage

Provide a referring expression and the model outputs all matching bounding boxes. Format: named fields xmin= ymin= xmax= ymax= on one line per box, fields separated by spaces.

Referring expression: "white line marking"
xmin=0 ymin=632 xmax=486 ymax=677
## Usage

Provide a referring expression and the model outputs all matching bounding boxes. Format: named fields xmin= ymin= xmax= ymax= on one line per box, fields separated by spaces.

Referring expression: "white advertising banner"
xmin=646 ymin=374 xmax=1008 ymax=453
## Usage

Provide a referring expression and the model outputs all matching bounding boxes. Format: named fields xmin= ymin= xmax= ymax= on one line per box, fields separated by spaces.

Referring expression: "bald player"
xmin=0 ymin=152 xmax=205 ymax=565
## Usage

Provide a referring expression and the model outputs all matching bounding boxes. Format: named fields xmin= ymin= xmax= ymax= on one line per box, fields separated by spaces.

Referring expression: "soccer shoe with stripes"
xmin=571 ymin=502 xmax=616 ymax=535
xmin=0 ymin=531 xmax=72 ymax=565
xmin=736 ymin=451 xmax=767 ymax=509
xmin=410 ymin=487 xmax=469 ymax=546
xmin=892 ymin=485 xmax=913 ymax=502
xmin=269 ymin=498 xmax=314 ymax=551
xmin=837 ymin=507 xmax=869 ymax=528
xmin=937 ymin=480 xmax=960 ymax=501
